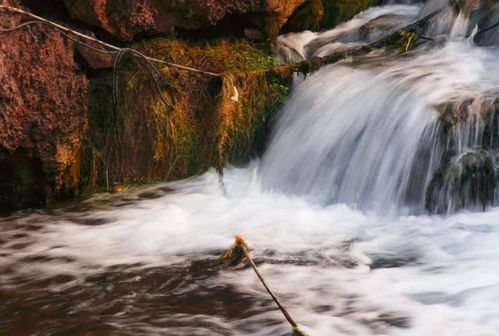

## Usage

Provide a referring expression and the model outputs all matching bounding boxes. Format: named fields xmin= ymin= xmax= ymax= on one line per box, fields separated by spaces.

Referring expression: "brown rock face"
xmin=62 ymin=0 xmax=308 ymax=41
xmin=76 ymin=42 xmax=114 ymax=69
xmin=281 ymin=0 xmax=325 ymax=33
xmin=0 ymin=0 xmax=89 ymax=210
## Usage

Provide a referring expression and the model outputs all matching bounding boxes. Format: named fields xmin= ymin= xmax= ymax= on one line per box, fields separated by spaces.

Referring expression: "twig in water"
xmin=221 ymin=236 xmax=309 ymax=336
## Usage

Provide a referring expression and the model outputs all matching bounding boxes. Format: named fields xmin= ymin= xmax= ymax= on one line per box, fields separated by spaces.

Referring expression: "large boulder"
xmin=0 ymin=0 xmax=376 ymax=211
xmin=0 ymin=0 xmax=89 ymax=210
xmin=61 ymin=0 xmax=310 ymax=40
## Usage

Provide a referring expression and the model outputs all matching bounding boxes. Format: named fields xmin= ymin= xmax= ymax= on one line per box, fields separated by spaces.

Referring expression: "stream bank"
xmin=0 ymin=0 xmax=379 ymax=211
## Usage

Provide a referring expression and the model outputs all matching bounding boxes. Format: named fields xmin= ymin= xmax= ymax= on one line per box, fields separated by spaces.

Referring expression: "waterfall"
xmin=261 ymin=66 xmax=435 ymax=213
xmin=265 ymin=3 xmax=499 ymax=214
xmin=3 ymin=2 xmax=499 ymax=336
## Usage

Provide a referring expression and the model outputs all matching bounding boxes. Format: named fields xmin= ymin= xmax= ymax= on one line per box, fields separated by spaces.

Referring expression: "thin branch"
xmin=240 ymin=243 xmax=299 ymax=328
xmin=222 ymin=237 xmax=309 ymax=336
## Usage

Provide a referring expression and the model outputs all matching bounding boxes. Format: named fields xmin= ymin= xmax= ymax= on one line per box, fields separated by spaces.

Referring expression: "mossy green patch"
xmin=321 ymin=0 xmax=380 ymax=29
xmin=83 ymin=38 xmax=290 ymax=190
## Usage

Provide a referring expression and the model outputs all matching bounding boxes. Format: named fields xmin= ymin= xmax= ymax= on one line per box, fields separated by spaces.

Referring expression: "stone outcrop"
xmin=0 ymin=0 xmax=89 ymax=210
xmin=61 ymin=0 xmax=382 ymax=41
xmin=62 ymin=0 xmax=311 ymax=40
xmin=426 ymin=149 xmax=497 ymax=213
xmin=85 ymin=38 xmax=289 ymax=186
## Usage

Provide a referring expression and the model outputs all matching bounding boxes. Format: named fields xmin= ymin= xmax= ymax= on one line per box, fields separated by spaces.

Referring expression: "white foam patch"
xmin=2 ymin=167 xmax=499 ymax=335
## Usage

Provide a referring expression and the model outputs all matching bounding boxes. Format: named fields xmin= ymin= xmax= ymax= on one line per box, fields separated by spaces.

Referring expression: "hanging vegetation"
xmin=86 ymin=38 xmax=290 ymax=188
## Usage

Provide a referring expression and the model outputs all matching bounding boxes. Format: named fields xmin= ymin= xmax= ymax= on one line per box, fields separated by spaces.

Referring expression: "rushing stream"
xmin=2 ymin=1 xmax=499 ymax=335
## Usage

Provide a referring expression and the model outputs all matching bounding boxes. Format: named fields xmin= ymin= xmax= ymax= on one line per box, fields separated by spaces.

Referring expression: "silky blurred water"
xmin=1 ymin=2 xmax=499 ymax=336
xmin=1 ymin=168 xmax=499 ymax=335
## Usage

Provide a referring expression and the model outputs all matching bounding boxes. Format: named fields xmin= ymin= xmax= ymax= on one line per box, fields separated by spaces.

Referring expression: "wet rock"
xmin=371 ymin=313 xmax=411 ymax=329
xmin=0 ymin=0 xmax=375 ymax=212
xmin=281 ymin=0 xmax=325 ymax=33
xmin=84 ymin=38 xmax=289 ymax=187
xmin=69 ymin=216 xmax=110 ymax=226
xmin=0 ymin=0 xmax=89 ymax=211
xmin=425 ymin=97 xmax=499 ymax=213
xmin=426 ymin=149 xmax=497 ymax=213
xmin=358 ymin=14 xmax=409 ymax=42
xmin=475 ymin=2 xmax=499 ymax=45
xmin=137 ymin=190 xmax=164 ymax=200
xmin=370 ymin=254 xmax=420 ymax=269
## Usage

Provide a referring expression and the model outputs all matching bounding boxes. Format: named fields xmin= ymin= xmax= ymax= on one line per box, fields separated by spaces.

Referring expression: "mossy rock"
xmin=84 ymin=38 xmax=290 ymax=188
xmin=321 ymin=0 xmax=380 ymax=29
xmin=426 ymin=149 xmax=497 ymax=213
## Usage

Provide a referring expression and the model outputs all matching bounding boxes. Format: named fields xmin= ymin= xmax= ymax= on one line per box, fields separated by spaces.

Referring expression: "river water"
xmin=2 ymin=2 xmax=499 ymax=336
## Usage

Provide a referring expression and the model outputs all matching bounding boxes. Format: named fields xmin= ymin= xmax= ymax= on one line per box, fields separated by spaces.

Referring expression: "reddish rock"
xmin=62 ymin=0 xmax=309 ymax=41
xmin=0 ymin=0 xmax=88 ymax=209
xmin=0 ymin=0 xmax=378 ymax=212
xmin=76 ymin=41 xmax=114 ymax=69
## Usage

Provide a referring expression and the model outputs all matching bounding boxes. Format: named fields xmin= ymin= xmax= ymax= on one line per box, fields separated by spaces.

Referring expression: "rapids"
xmin=1 ymin=1 xmax=499 ymax=336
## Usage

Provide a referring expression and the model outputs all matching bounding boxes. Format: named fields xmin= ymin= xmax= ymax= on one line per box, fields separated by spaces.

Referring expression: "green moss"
xmin=0 ymin=150 xmax=47 ymax=211
xmin=426 ymin=150 xmax=497 ymax=213
xmin=321 ymin=0 xmax=380 ymax=29
xmin=82 ymin=37 xmax=290 ymax=191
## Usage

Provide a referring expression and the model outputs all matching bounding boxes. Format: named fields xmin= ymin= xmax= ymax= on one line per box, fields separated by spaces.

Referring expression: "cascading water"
xmin=264 ymin=42 xmax=499 ymax=213
xmin=276 ymin=4 xmax=422 ymax=63
xmin=261 ymin=65 xmax=435 ymax=213
xmin=1 ymin=2 xmax=499 ymax=336
xmin=270 ymin=0 xmax=499 ymax=214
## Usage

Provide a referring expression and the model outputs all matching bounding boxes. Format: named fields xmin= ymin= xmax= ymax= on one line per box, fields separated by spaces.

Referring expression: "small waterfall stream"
xmin=270 ymin=1 xmax=499 ymax=214
xmin=264 ymin=41 xmax=499 ymax=213
xmin=1 ymin=1 xmax=499 ymax=335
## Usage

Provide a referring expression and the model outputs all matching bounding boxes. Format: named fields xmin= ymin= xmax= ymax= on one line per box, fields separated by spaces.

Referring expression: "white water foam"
xmin=2 ymin=167 xmax=499 ymax=335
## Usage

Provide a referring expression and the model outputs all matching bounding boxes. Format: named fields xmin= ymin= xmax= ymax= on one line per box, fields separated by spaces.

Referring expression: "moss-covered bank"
xmin=82 ymin=38 xmax=290 ymax=192
xmin=0 ymin=0 xmax=382 ymax=211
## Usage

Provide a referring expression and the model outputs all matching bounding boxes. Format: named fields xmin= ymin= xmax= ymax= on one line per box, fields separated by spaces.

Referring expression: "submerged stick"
xmin=221 ymin=236 xmax=309 ymax=336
